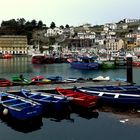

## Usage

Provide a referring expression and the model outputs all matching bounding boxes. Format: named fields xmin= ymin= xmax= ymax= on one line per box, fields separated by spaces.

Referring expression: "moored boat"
xmin=0 ymin=78 xmax=13 ymax=87
xmin=2 ymin=53 xmax=13 ymax=59
xmin=31 ymin=54 xmax=46 ymax=64
xmin=47 ymin=76 xmax=63 ymax=83
xmin=12 ymin=75 xmax=31 ymax=86
xmin=92 ymin=76 xmax=110 ymax=82
xmin=76 ymin=86 xmax=140 ymax=107
xmin=31 ymin=76 xmax=51 ymax=85
xmin=76 ymin=85 xmax=140 ymax=93
xmin=0 ymin=92 xmax=42 ymax=120
xmin=100 ymin=60 xmax=115 ymax=69
xmin=67 ymin=56 xmax=99 ymax=70
xmin=132 ymin=61 xmax=140 ymax=67
xmin=55 ymin=87 xmax=99 ymax=109
xmin=31 ymin=54 xmax=55 ymax=64
xmin=20 ymin=89 xmax=70 ymax=112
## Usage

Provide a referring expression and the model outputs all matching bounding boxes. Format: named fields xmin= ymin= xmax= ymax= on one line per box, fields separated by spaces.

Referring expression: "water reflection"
xmin=75 ymin=110 xmax=99 ymax=120
xmin=44 ymin=109 xmax=74 ymax=123
xmin=0 ymin=116 xmax=43 ymax=133
xmin=0 ymin=57 xmax=32 ymax=73
xmin=98 ymin=105 xmax=140 ymax=125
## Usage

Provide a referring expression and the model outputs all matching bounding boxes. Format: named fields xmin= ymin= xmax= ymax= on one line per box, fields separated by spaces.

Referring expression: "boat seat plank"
xmin=10 ymin=102 xmax=29 ymax=107
xmin=114 ymin=94 xmax=119 ymax=98
xmin=39 ymin=96 xmax=49 ymax=100
xmin=2 ymin=98 xmax=16 ymax=103
xmin=99 ymin=92 xmax=104 ymax=96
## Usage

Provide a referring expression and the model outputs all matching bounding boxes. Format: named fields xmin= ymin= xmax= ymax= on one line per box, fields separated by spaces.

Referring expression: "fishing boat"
xmin=55 ymin=87 xmax=99 ymax=109
xmin=32 ymin=54 xmax=55 ymax=64
xmin=67 ymin=56 xmax=99 ymax=70
xmin=20 ymin=89 xmax=70 ymax=112
xmin=76 ymin=87 xmax=140 ymax=107
xmin=0 ymin=92 xmax=42 ymax=120
xmin=31 ymin=54 xmax=46 ymax=64
xmin=132 ymin=61 xmax=140 ymax=67
xmin=2 ymin=53 xmax=13 ymax=59
xmin=100 ymin=60 xmax=115 ymax=69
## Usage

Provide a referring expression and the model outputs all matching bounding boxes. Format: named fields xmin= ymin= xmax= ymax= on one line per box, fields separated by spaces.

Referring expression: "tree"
xmin=60 ymin=25 xmax=64 ymax=29
xmin=50 ymin=22 xmax=56 ymax=29
xmin=17 ymin=18 xmax=26 ymax=26
xmin=65 ymin=24 xmax=70 ymax=28
xmin=31 ymin=19 xmax=37 ymax=28
xmin=37 ymin=20 xmax=43 ymax=28
xmin=1 ymin=19 xmax=17 ymax=27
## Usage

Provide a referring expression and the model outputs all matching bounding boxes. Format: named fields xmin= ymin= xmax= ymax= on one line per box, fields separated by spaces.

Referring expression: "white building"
xmin=104 ymin=23 xmax=117 ymax=30
xmin=106 ymin=39 xmax=124 ymax=52
xmin=77 ymin=31 xmax=96 ymax=39
xmin=44 ymin=27 xmax=63 ymax=37
xmin=122 ymin=24 xmax=128 ymax=29
xmin=124 ymin=18 xmax=140 ymax=23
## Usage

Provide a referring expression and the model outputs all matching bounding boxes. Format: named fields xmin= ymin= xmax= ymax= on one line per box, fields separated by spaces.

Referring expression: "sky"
xmin=0 ymin=0 xmax=140 ymax=27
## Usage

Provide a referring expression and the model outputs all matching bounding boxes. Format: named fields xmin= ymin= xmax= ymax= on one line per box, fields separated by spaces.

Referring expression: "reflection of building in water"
xmin=0 ymin=35 xmax=28 ymax=54
xmin=0 ymin=57 xmax=32 ymax=73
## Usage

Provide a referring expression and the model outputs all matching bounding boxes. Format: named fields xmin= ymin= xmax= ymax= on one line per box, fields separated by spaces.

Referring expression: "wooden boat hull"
xmin=12 ymin=76 xmax=31 ymax=86
xmin=70 ymin=62 xmax=99 ymax=70
xmin=101 ymin=61 xmax=115 ymax=69
xmin=0 ymin=93 xmax=42 ymax=120
xmin=76 ymin=87 xmax=140 ymax=107
xmin=133 ymin=61 xmax=140 ymax=67
xmin=78 ymin=85 xmax=140 ymax=93
xmin=20 ymin=89 xmax=70 ymax=112
xmin=56 ymin=87 xmax=98 ymax=109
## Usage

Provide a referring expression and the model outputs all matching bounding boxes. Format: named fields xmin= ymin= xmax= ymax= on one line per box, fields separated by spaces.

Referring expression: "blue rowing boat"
xmin=76 ymin=86 xmax=140 ymax=107
xmin=77 ymin=85 xmax=140 ymax=93
xmin=0 ymin=92 xmax=42 ymax=120
xmin=20 ymin=89 xmax=70 ymax=112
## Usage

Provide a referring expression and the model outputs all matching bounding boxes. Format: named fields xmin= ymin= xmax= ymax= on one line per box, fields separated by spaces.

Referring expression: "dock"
xmin=0 ymin=80 xmax=130 ymax=93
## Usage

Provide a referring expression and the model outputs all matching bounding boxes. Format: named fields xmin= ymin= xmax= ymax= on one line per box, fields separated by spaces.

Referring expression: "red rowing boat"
xmin=55 ymin=87 xmax=99 ymax=108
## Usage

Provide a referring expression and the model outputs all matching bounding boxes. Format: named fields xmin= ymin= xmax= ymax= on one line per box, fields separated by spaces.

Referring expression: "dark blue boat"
xmin=0 ymin=92 xmax=42 ymax=120
xmin=20 ymin=89 xmax=70 ymax=112
xmin=76 ymin=87 xmax=140 ymax=107
xmin=67 ymin=56 xmax=99 ymax=70
xmin=78 ymin=85 xmax=140 ymax=94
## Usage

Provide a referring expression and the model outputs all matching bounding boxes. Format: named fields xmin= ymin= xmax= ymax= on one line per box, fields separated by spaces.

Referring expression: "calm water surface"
xmin=0 ymin=57 xmax=140 ymax=140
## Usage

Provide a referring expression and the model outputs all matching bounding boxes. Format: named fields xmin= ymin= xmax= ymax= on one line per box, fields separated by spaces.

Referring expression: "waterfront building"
xmin=125 ymin=33 xmax=139 ymax=50
xmin=105 ymin=39 xmax=124 ymax=53
xmin=0 ymin=35 xmax=28 ymax=54
xmin=66 ymin=38 xmax=93 ymax=50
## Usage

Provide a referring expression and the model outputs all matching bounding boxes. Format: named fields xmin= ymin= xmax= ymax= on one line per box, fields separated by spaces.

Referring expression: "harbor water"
xmin=0 ymin=56 xmax=140 ymax=140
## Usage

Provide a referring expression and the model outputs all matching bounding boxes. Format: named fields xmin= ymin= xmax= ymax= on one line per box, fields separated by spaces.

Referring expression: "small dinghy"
xmin=92 ymin=76 xmax=110 ymax=82
xmin=20 ymin=89 xmax=70 ymax=112
xmin=0 ymin=92 xmax=42 ymax=120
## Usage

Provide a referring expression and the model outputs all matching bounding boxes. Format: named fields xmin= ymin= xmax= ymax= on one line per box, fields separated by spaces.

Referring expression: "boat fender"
xmin=3 ymin=108 xmax=8 ymax=115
